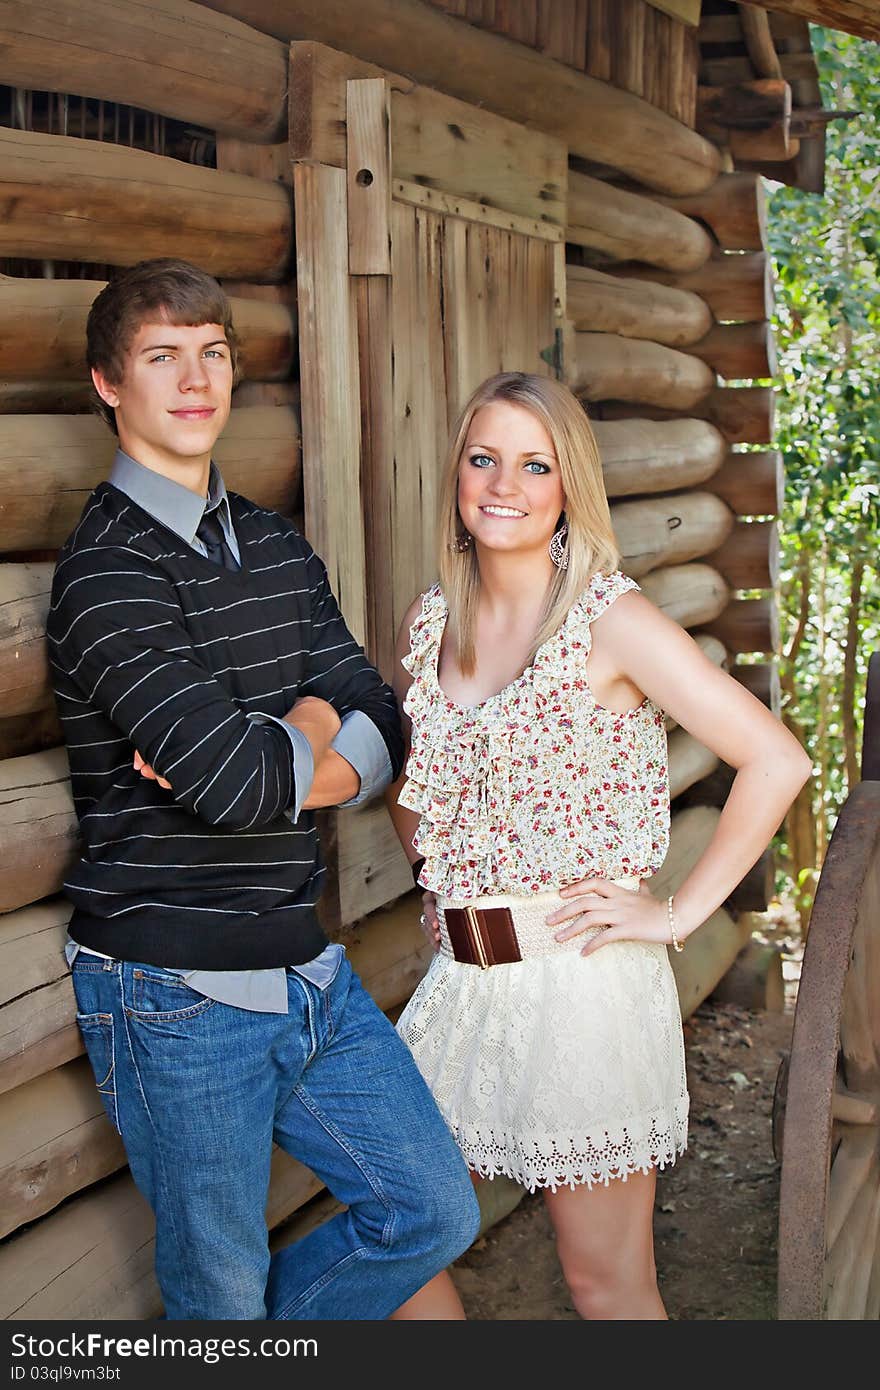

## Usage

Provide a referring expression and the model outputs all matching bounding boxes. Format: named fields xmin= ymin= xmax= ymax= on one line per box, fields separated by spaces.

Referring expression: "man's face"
xmin=92 ymin=318 xmax=234 ymax=488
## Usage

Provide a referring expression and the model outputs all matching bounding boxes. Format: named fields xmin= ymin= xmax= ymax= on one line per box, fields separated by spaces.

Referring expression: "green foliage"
xmin=768 ymin=26 xmax=880 ymax=859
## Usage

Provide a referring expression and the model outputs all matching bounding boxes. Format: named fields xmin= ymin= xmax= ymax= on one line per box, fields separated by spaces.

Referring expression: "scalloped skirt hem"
xmin=449 ymin=1123 xmax=689 ymax=1194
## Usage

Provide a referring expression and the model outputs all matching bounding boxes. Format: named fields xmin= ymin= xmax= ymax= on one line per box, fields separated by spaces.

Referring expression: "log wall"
xmin=0 ymin=0 xmax=783 ymax=1316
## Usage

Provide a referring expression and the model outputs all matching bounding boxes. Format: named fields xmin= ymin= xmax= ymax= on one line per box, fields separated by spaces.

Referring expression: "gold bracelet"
xmin=667 ymin=895 xmax=684 ymax=953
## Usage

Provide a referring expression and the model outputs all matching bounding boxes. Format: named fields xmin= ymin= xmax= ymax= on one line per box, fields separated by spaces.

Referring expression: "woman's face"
xmin=456 ymin=400 xmax=566 ymax=558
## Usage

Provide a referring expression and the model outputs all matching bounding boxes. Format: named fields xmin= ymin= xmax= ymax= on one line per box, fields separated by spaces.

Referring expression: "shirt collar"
xmin=109 ymin=450 xmax=232 ymax=547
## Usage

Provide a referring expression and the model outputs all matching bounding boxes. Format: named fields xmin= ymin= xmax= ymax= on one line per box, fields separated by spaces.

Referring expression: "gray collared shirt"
xmin=67 ymin=450 xmax=392 ymax=1009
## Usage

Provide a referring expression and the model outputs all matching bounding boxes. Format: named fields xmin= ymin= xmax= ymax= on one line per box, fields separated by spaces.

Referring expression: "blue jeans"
xmin=72 ymin=952 xmax=479 ymax=1320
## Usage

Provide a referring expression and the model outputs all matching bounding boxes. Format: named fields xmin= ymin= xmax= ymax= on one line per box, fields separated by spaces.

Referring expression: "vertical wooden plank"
xmin=653 ymin=9 xmax=672 ymax=112
xmin=613 ymin=0 xmax=646 ymax=98
xmin=679 ymin=25 xmax=700 ymax=127
xmin=572 ymin=0 xmax=589 ymax=72
xmin=586 ymin=0 xmax=613 ymax=82
xmin=293 ymin=161 xmax=367 ymax=645
xmin=346 ymin=78 xmax=392 ymax=276
xmin=389 ymin=201 xmax=448 ymax=648
xmin=537 ymin=0 xmax=585 ymax=68
xmin=495 ymin=0 xmax=538 ymax=46
xmin=355 ymin=275 xmax=394 ymax=672
xmin=666 ymin=19 xmax=687 ymax=124
xmin=644 ymin=4 xmax=659 ymax=107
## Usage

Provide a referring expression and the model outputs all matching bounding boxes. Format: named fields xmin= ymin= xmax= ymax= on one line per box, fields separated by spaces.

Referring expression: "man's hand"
xmin=133 ymin=749 xmax=172 ymax=789
xmin=283 ymin=695 xmax=341 ymax=764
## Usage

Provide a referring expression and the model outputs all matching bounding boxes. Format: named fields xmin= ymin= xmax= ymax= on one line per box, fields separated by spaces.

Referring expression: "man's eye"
xmin=149 ymin=354 xmax=173 ymax=363
xmin=204 ymin=349 xmax=226 ymax=359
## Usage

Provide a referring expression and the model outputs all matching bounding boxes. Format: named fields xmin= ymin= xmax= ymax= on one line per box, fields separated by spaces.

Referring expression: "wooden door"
xmin=291 ymin=42 xmax=567 ymax=929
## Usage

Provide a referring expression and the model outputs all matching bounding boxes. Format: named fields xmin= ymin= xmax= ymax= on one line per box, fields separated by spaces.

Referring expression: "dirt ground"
xmin=448 ymin=994 xmax=795 ymax=1321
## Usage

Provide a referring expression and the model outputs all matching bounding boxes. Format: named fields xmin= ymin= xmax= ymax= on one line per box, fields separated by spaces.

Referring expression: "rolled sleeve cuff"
xmin=333 ymin=710 xmax=393 ymax=806
xmin=248 ymin=713 xmax=314 ymax=822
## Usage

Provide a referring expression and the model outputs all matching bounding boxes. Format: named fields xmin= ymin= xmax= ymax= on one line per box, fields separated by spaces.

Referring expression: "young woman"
xmin=385 ymin=372 xmax=810 ymax=1320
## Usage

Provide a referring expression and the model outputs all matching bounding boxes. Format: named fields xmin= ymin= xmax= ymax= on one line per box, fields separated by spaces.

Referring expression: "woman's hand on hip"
xmin=546 ymin=879 xmax=671 ymax=957
xmin=419 ymin=892 xmax=441 ymax=953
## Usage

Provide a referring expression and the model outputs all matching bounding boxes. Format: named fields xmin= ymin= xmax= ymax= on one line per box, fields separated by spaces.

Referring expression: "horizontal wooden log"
xmin=606 ymin=252 xmax=775 ymax=324
xmin=676 ymin=760 xmax=736 ymax=810
xmin=706 ymin=518 xmax=779 ymax=591
xmin=700 ymin=51 xmax=818 ymax=88
xmin=0 ymin=406 xmax=302 ymax=554
xmin=0 ymin=1153 xmax=320 ymax=1320
xmin=0 ymin=129 xmax=291 ymax=279
xmin=0 ymin=894 xmax=433 ymax=1299
xmin=0 ymin=563 xmax=51 ymax=718
xmin=711 ymin=938 xmax=785 ymax=1011
xmin=0 ymin=892 xmax=432 ymax=1241
xmin=0 ymin=702 xmax=63 ymax=763
xmin=0 ymin=382 xmax=92 ymax=414
xmin=597 ymin=385 xmax=776 ymax=444
xmin=208 ymin=0 xmax=721 ymax=194
xmin=0 ymin=1057 xmax=127 ymax=1239
xmin=688 ymin=321 xmax=778 ymax=381
xmin=572 ymin=332 xmax=715 ymax=410
xmin=289 ymin=41 xmax=566 ymax=229
xmin=648 ymin=804 xmax=754 ymax=1020
xmin=0 ymin=899 xmax=77 ymax=1096
xmin=700 ymin=444 xmax=784 ymax=517
xmin=702 ymin=596 xmax=780 ymax=655
xmin=729 ymin=125 xmax=800 ymax=163
xmin=0 ymin=748 xmax=78 ymax=915
xmin=668 ymin=726 xmax=720 ymax=800
xmin=567 ymin=169 xmax=713 ymax=272
xmin=732 ymin=660 xmax=782 ymax=717
xmin=566 ymin=264 xmax=712 ymax=346
xmin=592 ymin=417 xmax=727 ymax=497
xmin=0 ymin=0 xmax=287 ymax=142
xmin=639 ymin=562 xmax=730 ymax=629
xmin=727 ymin=851 xmax=776 ymax=913
xmin=641 ymin=172 xmax=768 ymax=251
xmin=612 ymin=492 xmax=735 ymax=579
xmin=696 ymin=79 xmax=791 ymax=131
xmin=0 ymin=279 xmax=296 ymax=382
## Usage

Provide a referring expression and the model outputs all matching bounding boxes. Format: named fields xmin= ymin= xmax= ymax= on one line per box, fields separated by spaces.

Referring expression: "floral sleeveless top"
xmin=398 ymin=570 xmax=670 ymax=898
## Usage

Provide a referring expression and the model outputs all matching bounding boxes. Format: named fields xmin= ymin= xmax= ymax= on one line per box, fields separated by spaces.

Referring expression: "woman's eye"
xmin=469 ymin=453 xmax=495 ymax=468
xmin=525 ymin=460 xmax=550 ymax=474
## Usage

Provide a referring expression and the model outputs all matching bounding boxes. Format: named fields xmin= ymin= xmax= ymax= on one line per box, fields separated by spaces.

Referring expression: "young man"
xmin=47 ymin=259 xmax=478 ymax=1321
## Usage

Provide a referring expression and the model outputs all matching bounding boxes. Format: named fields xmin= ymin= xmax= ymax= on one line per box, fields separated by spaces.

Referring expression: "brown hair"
xmin=86 ymin=258 xmax=240 ymax=434
xmin=438 ymin=372 xmax=619 ymax=676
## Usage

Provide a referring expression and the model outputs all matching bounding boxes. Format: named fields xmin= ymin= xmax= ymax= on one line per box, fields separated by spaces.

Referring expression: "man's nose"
xmin=179 ymin=356 xmax=210 ymax=390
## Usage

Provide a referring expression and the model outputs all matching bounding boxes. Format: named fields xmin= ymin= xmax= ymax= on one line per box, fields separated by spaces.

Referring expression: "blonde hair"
xmin=438 ymin=372 xmax=619 ymax=675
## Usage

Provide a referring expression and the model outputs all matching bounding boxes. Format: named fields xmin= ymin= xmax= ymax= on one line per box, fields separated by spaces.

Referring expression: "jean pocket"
xmin=126 ymin=966 xmax=216 ymax=1023
xmin=76 ymin=1012 xmax=120 ymax=1133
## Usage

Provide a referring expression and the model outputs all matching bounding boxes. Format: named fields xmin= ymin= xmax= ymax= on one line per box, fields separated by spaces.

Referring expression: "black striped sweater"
xmin=48 ymin=483 xmax=404 ymax=969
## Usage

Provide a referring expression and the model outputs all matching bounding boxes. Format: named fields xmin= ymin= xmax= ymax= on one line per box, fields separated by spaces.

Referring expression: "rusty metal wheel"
xmin=776 ymin=780 xmax=880 ymax=1318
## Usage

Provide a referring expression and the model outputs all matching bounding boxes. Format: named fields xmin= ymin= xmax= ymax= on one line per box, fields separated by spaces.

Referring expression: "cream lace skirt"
xmin=396 ymin=889 xmax=689 ymax=1193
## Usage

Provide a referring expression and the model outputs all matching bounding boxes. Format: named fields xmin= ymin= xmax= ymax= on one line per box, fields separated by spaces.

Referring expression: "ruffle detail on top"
xmin=398 ymin=573 xmax=669 ymax=898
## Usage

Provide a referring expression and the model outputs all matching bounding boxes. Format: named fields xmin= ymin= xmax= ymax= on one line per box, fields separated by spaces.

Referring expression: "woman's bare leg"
xmin=543 ymin=1168 xmax=667 ymax=1320
xmin=388 ymin=1269 xmax=467 ymax=1320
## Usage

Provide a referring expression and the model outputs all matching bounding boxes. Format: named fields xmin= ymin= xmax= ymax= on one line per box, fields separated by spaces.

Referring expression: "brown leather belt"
xmin=442 ymin=905 xmax=522 ymax=968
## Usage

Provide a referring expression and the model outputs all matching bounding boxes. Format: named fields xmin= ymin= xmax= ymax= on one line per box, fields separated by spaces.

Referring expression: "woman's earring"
xmin=548 ymin=520 xmax=569 ymax=570
xmin=448 ymin=532 xmax=472 ymax=553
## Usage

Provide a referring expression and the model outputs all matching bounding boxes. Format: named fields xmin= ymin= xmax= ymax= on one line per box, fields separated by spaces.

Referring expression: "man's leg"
xmin=72 ymin=955 xmax=288 ymax=1320
xmin=266 ymin=957 xmax=480 ymax=1320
